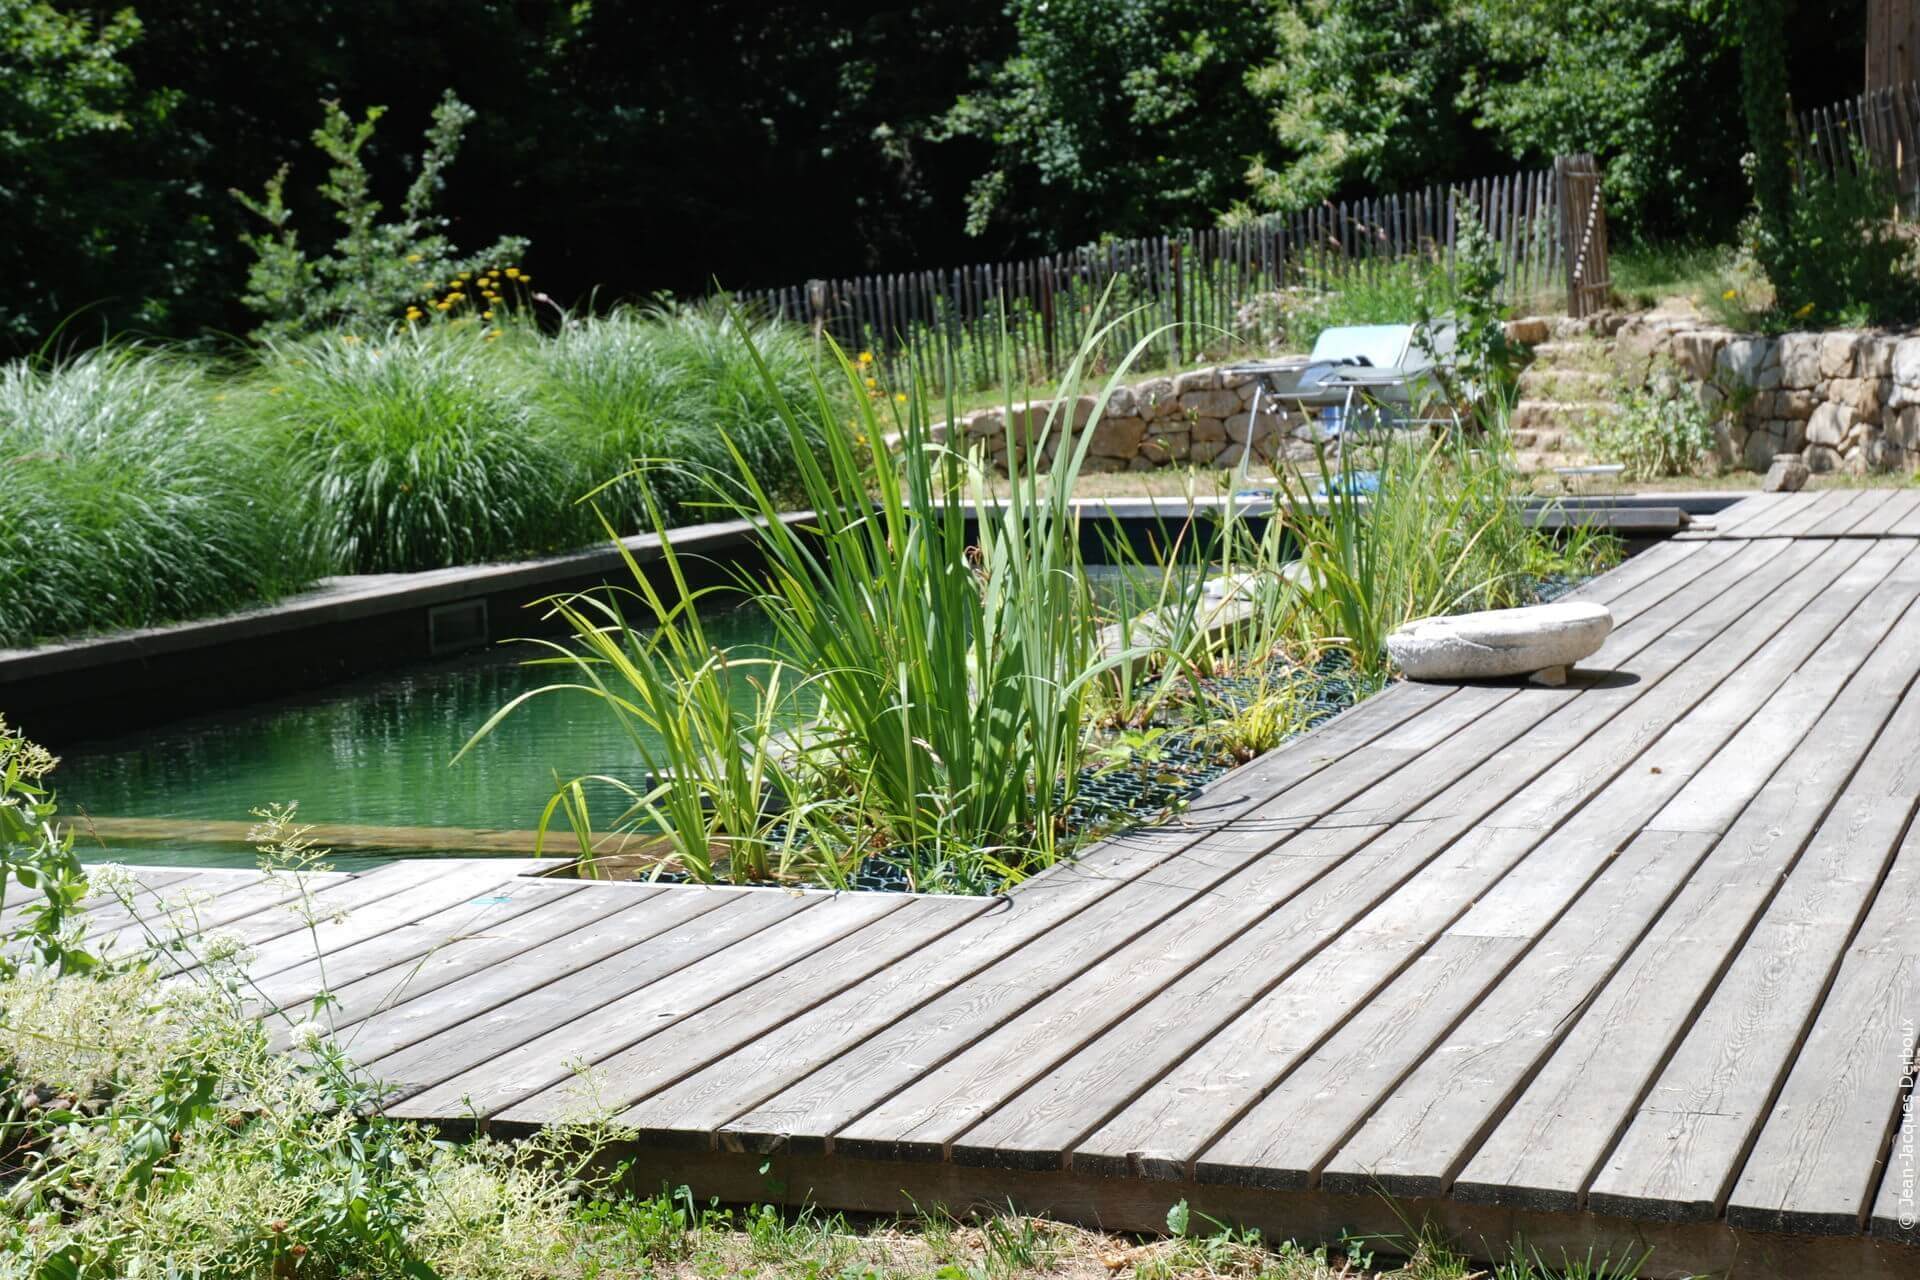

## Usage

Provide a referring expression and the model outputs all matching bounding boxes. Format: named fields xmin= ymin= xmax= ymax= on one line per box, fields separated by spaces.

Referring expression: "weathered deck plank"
xmin=714 ymin=539 xmax=1756 ymax=1159
xmin=1587 ymin=646 xmax=1920 ymax=1222
xmin=833 ymin=539 xmax=1823 ymax=1168
xmin=558 ymin=685 xmax=1465 ymax=1145
xmin=385 ymin=891 xmax=909 ymax=1119
xmin=1337 ymin=539 xmax=1920 ymax=1208
xmin=1727 ymin=822 xmax=1920 ymax=1235
xmin=356 ymin=889 xmax=815 ymax=1081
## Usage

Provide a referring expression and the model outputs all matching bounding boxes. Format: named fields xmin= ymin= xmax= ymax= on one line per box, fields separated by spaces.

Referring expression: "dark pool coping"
xmin=1 ymin=492 xmax=1742 ymax=672
xmin=0 ymin=511 xmax=815 ymax=684
xmin=3 ymin=512 xmax=820 ymax=740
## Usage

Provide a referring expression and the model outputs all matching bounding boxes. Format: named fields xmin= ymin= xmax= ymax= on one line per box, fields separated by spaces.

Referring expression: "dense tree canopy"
xmin=936 ymin=0 xmax=1271 ymax=245
xmin=0 ymin=0 xmax=1869 ymax=351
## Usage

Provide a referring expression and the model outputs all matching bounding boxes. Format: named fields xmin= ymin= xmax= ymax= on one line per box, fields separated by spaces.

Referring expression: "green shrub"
xmin=1417 ymin=199 xmax=1515 ymax=418
xmin=250 ymin=324 xmax=583 ymax=574
xmin=234 ymin=90 xmax=528 ymax=340
xmin=1742 ymin=152 xmax=1920 ymax=329
xmin=1574 ymin=365 xmax=1722 ymax=480
xmin=0 ymin=350 xmax=308 ymax=647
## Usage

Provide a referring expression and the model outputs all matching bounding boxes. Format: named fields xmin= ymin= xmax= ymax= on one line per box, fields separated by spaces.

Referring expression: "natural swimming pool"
xmin=53 ymin=567 xmax=1184 ymax=871
xmin=56 ymin=608 xmax=780 ymax=870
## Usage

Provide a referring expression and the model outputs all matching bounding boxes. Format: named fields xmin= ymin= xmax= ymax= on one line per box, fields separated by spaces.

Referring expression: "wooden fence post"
xmin=1555 ymin=154 xmax=1612 ymax=319
xmin=806 ymin=279 xmax=828 ymax=350
xmin=1170 ymin=239 xmax=1185 ymax=363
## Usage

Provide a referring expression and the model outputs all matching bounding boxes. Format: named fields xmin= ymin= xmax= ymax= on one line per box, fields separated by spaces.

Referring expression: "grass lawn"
xmin=588 ymin=1194 xmax=1647 ymax=1280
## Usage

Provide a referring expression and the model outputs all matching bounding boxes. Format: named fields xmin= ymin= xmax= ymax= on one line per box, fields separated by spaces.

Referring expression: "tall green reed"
xmin=461 ymin=500 xmax=814 ymax=884
xmin=716 ymin=314 xmax=1166 ymax=882
xmin=473 ymin=309 xmax=1170 ymax=888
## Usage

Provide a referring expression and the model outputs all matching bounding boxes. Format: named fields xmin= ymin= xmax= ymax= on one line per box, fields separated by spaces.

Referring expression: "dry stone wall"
xmin=934 ymin=366 xmax=1333 ymax=472
xmin=1612 ymin=312 xmax=1920 ymax=474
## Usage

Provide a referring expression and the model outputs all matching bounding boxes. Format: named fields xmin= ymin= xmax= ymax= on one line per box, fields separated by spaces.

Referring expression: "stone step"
xmin=1529 ymin=340 xmax=1617 ymax=372
xmin=1511 ymin=427 xmax=1573 ymax=450
xmin=1517 ymin=368 xmax=1612 ymax=399
xmin=1513 ymin=447 xmax=1598 ymax=474
xmin=1510 ymin=399 xmax=1620 ymax=432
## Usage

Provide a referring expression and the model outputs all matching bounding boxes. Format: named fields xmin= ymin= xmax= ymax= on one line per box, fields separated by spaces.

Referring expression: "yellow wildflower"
xmin=505 ymin=267 xmax=521 ymax=279
xmin=406 ymin=253 xmax=424 ymax=264
xmin=858 ymin=351 xmax=874 ymax=365
xmin=895 ymin=393 xmax=907 ymax=403
xmin=1795 ymin=302 xmax=1816 ymax=318
xmin=482 ymin=309 xmax=495 ymax=320
xmin=436 ymin=301 xmax=452 ymax=311
xmin=865 ymin=377 xmax=877 ymax=389
xmin=341 ymin=334 xmax=360 ymax=344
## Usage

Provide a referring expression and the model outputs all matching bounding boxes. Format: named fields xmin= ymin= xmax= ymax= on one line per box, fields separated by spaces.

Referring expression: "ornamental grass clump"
xmin=531 ymin=304 xmax=824 ymax=533
xmin=249 ymin=323 xmax=585 ymax=574
xmin=0 ymin=350 xmax=308 ymax=648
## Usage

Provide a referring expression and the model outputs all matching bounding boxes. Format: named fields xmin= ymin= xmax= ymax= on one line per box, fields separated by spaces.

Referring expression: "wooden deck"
xmin=45 ymin=490 xmax=1920 ymax=1278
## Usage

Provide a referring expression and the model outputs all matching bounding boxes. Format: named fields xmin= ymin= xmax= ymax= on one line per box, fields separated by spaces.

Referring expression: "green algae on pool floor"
xmin=50 ymin=608 xmax=781 ymax=870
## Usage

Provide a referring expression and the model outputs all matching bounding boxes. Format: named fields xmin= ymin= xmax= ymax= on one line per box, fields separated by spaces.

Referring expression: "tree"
xmin=1461 ymin=0 xmax=1744 ymax=239
xmin=1740 ymin=0 xmax=1794 ymax=285
xmin=1241 ymin=0 xmax=1487 ymax=212
xmin=0 ymin=2 xmax=189 ymax=344
xmin=936 ymin=0 xmax=1271 ymax=248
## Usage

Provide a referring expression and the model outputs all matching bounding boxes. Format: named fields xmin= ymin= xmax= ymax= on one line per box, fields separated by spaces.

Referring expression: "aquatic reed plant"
xmin=247 ymin=323 xmax=584 ymax=574
xmin=718 ymin=318 xmax=1163 ymax=884
xmin=0 ymin=350 xmax=308 ymax=648
xmin=462 ymin=501 xmax=818 ymax=885
xmin=474 ymin=310 xmax=1169 ymax=888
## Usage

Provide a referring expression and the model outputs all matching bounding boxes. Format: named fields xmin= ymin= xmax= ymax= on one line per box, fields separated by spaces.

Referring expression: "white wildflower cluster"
xmin=82 ymin=862 xmax=139 ymax=902
xmin=198 ymin=929 xmax=253 ymax=967
xmin=287 ymin=1019 xmax=327 ymax=1051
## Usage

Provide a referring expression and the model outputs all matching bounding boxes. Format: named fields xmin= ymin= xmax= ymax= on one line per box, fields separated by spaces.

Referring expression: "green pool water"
xmin=58 ymin=608 xmax=779 ymax=871
xmin=55 ymin=566 xmax=1180 ymax=871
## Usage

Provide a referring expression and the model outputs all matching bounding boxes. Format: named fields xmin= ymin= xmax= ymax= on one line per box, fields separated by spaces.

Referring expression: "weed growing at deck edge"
xmin=559 ymin=1189 xmax=1671 ymax=1280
